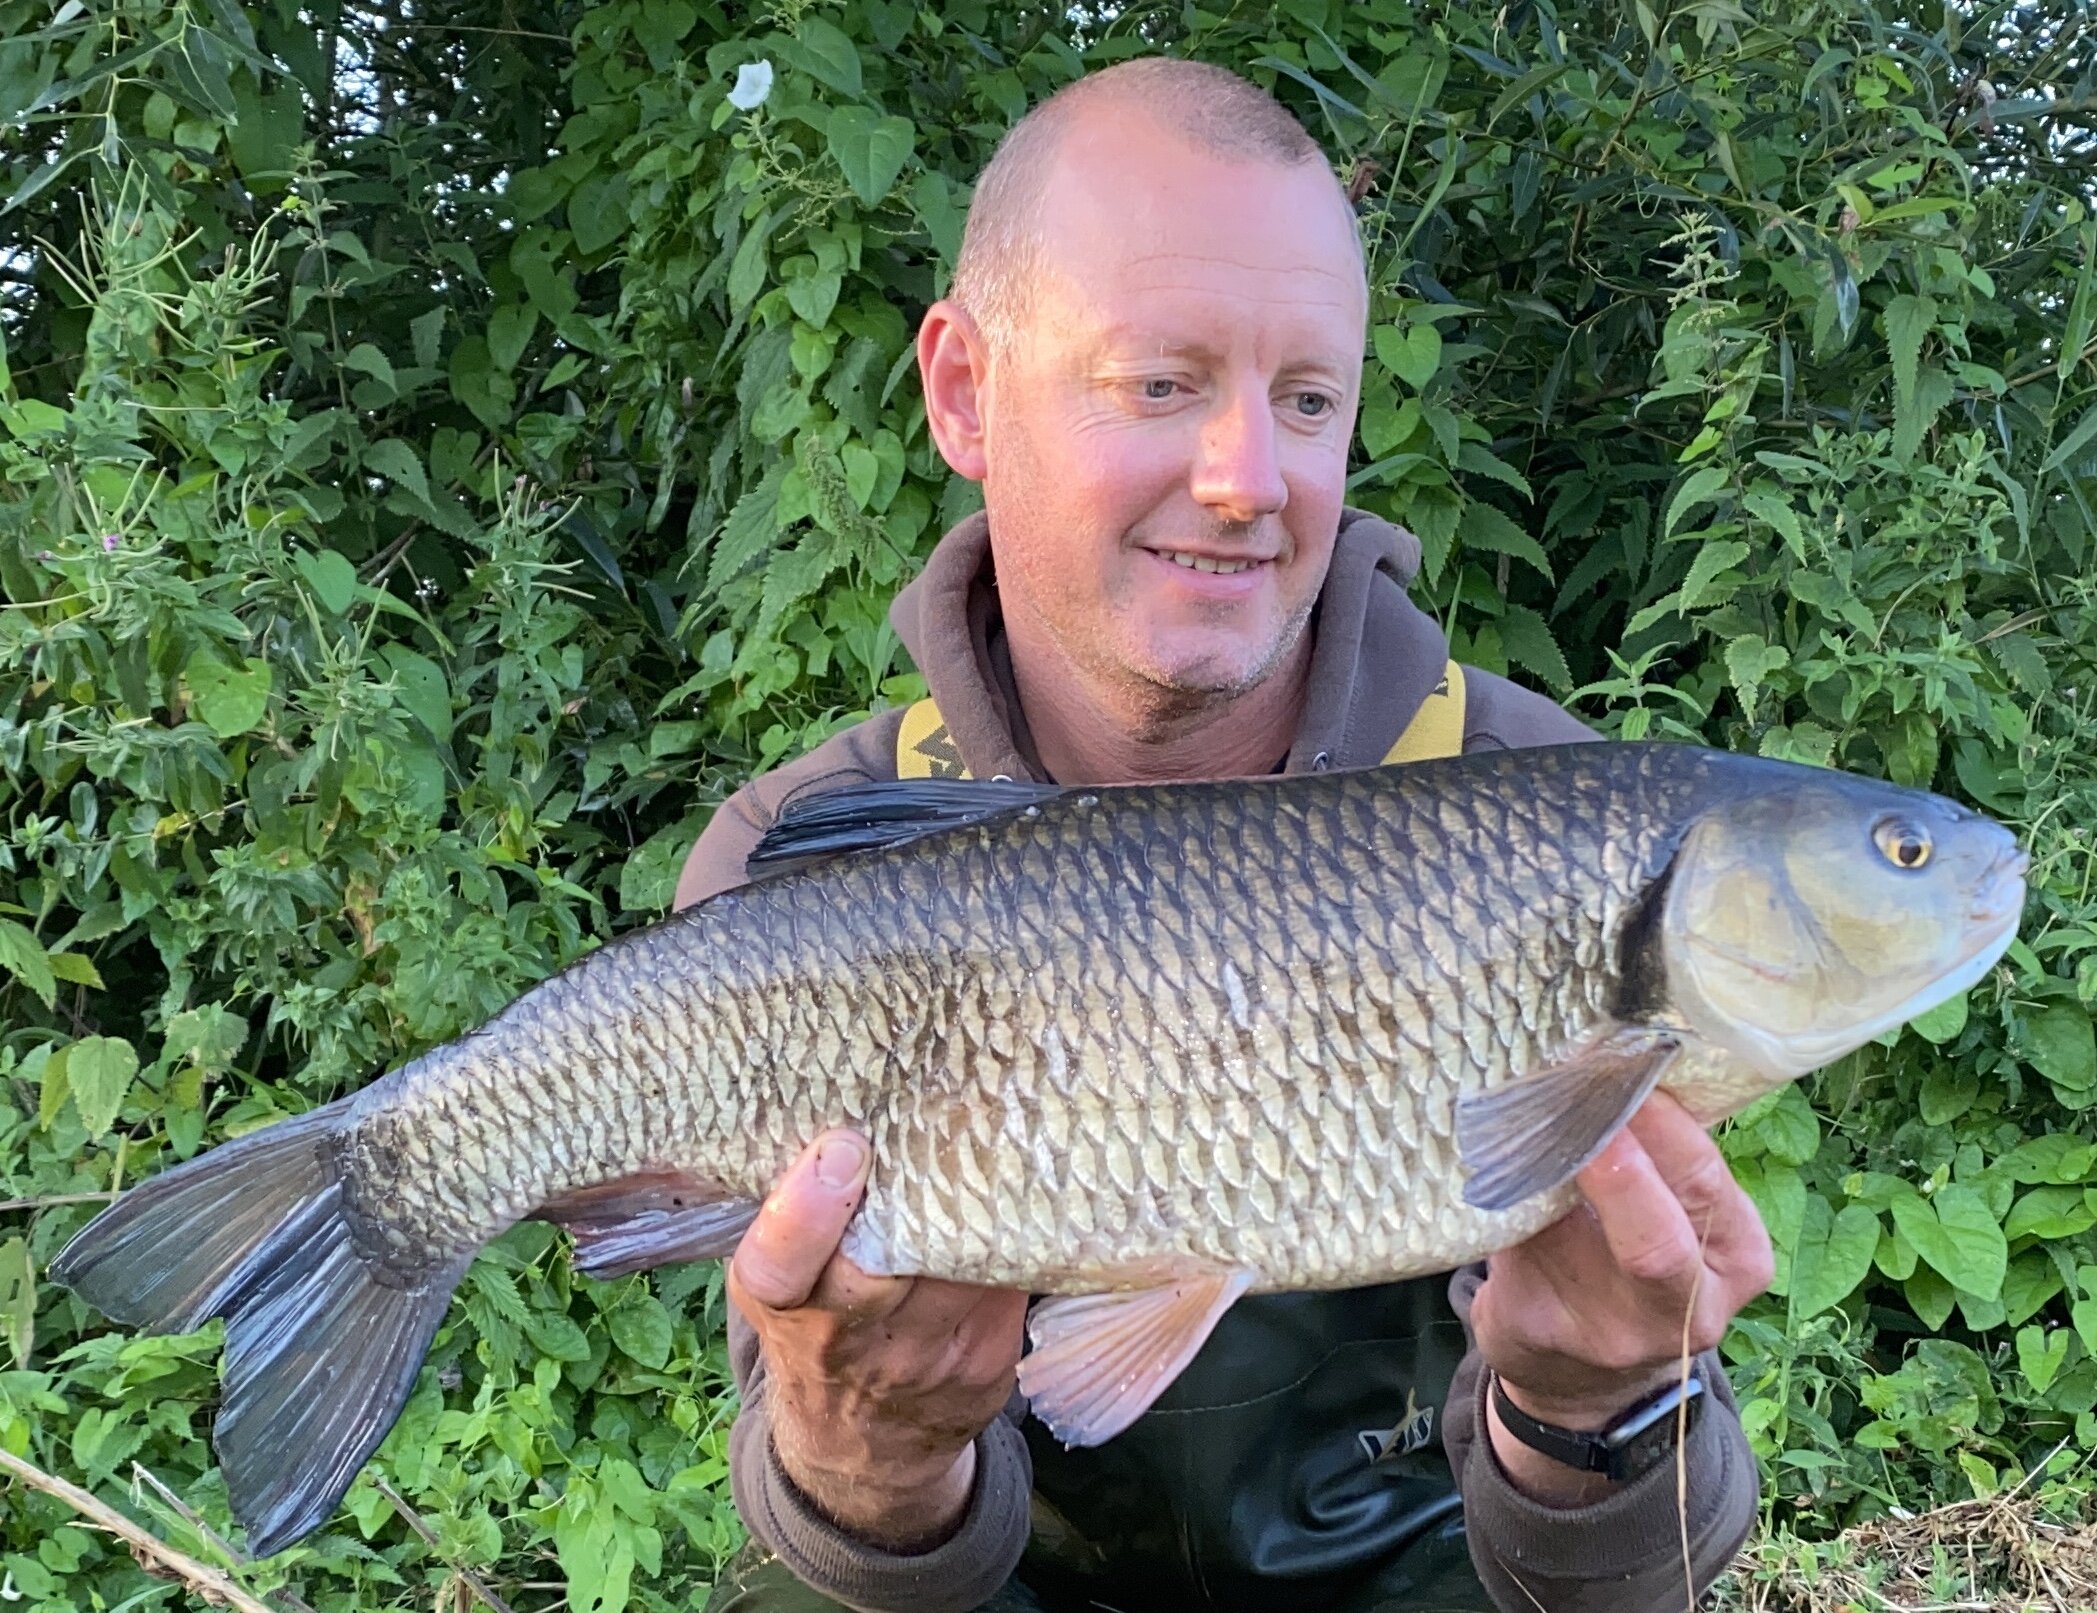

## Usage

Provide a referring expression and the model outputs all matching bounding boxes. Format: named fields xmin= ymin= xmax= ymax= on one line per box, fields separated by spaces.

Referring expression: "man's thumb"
xmin=731 ymin=1129 xmax=871 ymax=1310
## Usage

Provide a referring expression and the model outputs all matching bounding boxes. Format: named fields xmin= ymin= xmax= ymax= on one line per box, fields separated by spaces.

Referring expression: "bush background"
xmin=2 ymin=1 xmax=2096 ymax=1606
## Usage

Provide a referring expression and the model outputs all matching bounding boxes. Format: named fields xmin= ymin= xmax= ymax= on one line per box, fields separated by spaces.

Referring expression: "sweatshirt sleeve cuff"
xmin=729 ymin=1387 xmax=1033 ymax=1613
xmin=1456 ymin=1354 xmax=1757 ymax=1588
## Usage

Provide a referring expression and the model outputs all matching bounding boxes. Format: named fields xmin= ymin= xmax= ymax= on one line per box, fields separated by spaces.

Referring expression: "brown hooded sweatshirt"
xmin=676 ymin=510 xmax=1758 ymax=1613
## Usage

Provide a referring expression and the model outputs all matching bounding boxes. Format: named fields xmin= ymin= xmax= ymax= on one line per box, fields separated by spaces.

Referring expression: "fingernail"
xmin=815 ymin=1134 xmax=868 ymax=1190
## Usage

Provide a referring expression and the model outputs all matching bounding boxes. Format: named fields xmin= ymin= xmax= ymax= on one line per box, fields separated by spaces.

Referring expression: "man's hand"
xmin=727 ymin=1129 xmax=1029 ymax=1553
xmin=1469 ymin=1091 xmax=1774 ymax=1505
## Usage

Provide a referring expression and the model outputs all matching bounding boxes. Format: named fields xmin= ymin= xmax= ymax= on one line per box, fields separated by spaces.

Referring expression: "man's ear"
xmin=917 ymin=299 xmax=990 ymax=482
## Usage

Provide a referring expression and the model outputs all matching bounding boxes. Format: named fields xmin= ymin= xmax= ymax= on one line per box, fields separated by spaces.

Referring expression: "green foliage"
xmin=1 ymin=0 xmax=2095 ymax=1604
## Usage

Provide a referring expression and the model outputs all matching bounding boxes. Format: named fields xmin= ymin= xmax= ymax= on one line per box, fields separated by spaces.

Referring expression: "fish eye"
xmin=1873 ymin=818 xmax=1933 ymax=870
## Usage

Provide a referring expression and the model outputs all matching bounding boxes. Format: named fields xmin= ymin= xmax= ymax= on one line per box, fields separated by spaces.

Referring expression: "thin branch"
xmin=370 ymin=1475 xmax=520 ymax=1613
xmin=0 ymin=1190 xmax=118 ymax=1212
xmin=130 ymin=1464 xmax=320 ymax=1613
xmin=0 ymin=1446 xmax=278 ymax=1613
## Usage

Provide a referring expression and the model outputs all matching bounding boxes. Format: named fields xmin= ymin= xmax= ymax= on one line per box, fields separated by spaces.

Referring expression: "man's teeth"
xmin=1165 ymin=552 xmax=1256 ymax=575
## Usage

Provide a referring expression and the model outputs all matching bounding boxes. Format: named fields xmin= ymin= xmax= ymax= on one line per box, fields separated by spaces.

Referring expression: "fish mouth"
xmin=1969 ymin=847 xmax=2030 ymax=928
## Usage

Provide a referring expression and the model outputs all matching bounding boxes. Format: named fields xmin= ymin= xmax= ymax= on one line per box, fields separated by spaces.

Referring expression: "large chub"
xmin=49 ymin=1101 xmax=465 ymax=1555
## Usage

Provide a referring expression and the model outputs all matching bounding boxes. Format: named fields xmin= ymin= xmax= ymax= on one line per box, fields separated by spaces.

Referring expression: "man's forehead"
xmin=1033 ymin=115 xmax=1358 ymax=273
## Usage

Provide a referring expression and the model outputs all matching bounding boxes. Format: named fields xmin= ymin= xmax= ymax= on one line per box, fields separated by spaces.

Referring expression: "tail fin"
xmin=50 ymin=1101 xmax=464 ymax=1555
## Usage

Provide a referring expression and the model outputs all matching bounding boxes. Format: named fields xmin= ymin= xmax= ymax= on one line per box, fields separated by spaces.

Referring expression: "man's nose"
xmin=1190 ymin=388 xmax=1288 ymax=524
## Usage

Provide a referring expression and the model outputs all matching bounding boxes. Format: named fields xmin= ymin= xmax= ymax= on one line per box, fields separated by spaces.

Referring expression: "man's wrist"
xmin=1492 ymin=1364 xmax=1683 ymax=1432
xmin=774 ymin=1432 xmax=978 ymax=1554
xmin=1483 ymin=1365 xmax=1692 ymax=1506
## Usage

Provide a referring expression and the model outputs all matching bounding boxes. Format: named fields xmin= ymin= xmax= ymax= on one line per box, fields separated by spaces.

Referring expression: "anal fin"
xmin=538 ymin=1171 xmax=760 ymax=1278
xmin=1018 ymin=1267 xmax=1255 ymax=1448
xmin=1456 ymin=1025 xmax=1681 ymax=1212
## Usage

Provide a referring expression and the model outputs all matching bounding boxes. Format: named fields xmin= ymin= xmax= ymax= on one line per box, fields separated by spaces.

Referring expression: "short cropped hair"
xmin=949 ymin=58 xmax=1350 ymax=354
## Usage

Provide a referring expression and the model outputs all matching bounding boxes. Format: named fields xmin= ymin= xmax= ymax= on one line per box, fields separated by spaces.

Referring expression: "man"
xmin=677 ymin=57 xmax=1770 ymax=1613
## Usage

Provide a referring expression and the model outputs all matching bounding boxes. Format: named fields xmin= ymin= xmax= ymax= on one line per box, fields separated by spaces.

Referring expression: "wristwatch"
xmin=1489 ymin=1368 xmax=1705 ymax=1483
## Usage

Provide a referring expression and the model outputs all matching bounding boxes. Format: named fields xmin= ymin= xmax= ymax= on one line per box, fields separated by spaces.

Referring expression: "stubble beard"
xmin=1082 ymin=581 xmax=1318 ymax=735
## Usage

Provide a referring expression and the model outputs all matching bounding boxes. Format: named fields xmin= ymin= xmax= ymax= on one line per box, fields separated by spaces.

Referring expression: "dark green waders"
xmin=703 ymin=1280 xmax=1500 ymax=1613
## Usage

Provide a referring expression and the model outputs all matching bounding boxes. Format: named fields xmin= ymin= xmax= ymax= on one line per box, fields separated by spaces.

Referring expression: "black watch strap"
xmin=1489 ymin=1369 xmax=1705 ymax=1484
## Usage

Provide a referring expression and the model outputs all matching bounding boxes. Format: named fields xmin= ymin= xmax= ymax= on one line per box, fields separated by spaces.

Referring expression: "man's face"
xmin=978 ymin=108 xmax=1367 ymax=704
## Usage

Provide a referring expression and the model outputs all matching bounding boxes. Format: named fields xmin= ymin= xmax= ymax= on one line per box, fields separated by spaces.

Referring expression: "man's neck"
xmin=1006 ymin=630 xmax=1313 ymax=786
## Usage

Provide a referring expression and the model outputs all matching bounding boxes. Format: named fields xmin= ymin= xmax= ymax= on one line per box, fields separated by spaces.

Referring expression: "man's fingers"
xmin=730 ymin=1129 xmax=872 ymax=1311
xmin=1624 ymin=1093 xmax=1776 ymax=1292
xmin=1625 ymin=1092 xmax=1739 ymax=1217
xmin=1574 ymin=1123 xmax=1704 ymax=1290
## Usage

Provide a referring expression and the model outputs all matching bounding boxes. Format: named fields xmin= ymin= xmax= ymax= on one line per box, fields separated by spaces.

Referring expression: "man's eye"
xmin=1295 ymin=392 xmax=1333 ymax=418
xmin=1142 ymin=379 xmax=1178 ymax=400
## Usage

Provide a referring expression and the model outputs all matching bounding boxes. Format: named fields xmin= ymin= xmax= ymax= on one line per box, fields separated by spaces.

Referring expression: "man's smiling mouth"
xmin=1163 ymin=552 xmax=1258 ymax=575
xmin=1145 ymin=546 xmax=1273 ymax=576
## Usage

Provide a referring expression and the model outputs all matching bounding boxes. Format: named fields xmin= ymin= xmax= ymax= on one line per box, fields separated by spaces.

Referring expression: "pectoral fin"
xmin=1456 ymin=1027 xmax=1681 ymax=1212
xmin=1018 ymin=1267 xmax=1255 ymax=1448
xmin=539 ymin=1171 xmax=760 ymax=1277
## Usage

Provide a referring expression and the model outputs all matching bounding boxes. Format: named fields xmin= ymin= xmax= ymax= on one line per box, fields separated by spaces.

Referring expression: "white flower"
xmin=728 ymin=61 xmax=774 ymax=111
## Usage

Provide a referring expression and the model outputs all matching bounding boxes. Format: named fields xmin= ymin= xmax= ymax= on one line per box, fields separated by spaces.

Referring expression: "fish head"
xmin=1660 ymin=769 xmax=2026 ymax=1078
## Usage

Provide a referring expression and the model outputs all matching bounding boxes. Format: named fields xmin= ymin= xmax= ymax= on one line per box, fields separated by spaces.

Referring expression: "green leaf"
xmin=410 ymin=305 xmax=446 ymax=369
xmin=2004 ymin=1186 xmax=2097 ymax=1242
xmin=1496 ymin=604 xmax=1570 ymax=690
xmin=362 ymin=438 xmax=433 ymax=507
xmin=620 ymin=815 xmax=706 ymax=915
xmin=1374 ymin=323 xmax=1443 ymax=389
xmin=840 ymin=442 xmax=880 ymax=510
xmin=1890 ymin=1184 xmax=2008 ymax=1300
xmin=631 ymin=0 xmax=695 ymax=68
xmin=487 ymin=302 xmax=538 ymax=373
xmin=1458 ymin=500 xmax=1552 ymax=581
xmin=1722 ymin=634 xmax=1789 ymax=715
xmin=1905 ymin=1265 xmax=1957 ymax=1330
xmin=728 ymin=210 xmax=776 ymax=311
xmin=1486 ymin=60 xmax=1572 ymax=128
xmin=2017 ymin=1324 xmax=2071 ymax=1393
xmin=2040 ymin=402 xmax=2097 ymax=476
xmin=1456 ymin=441 xmax=1533 ymax=499
xmin=342 ymin=341 xmax=397 ymax=395
xmin=1750 ymin=1085 xmax=1822 ymax=1165
xmin=567 ymin=173 xmax=631 ymax=257
xmin=524 ymin=1311 xmax=592 ymax=1362
xmin=1997 ymin=1135 xmax=2097 ymax=1185
xmin=608 ymin=1295 xmax=674 ymax=1369
xmin=1791 ymin=1200 xmax=1880 ymax=1319
xmin=912 ymin=170 xmax=964 ymax=262
xmin=1665 ymin=465 xmax=1731 ymax=538
xmin=293 ymin=548 xmax=360 ymax=616
xmin=2025 ymin=1004 xmax=2097 ymax=1090
xmin=1885 ymin=292 xmax=1935 ymax=421
xmin=1740 ymin=486 xmax=1806 ymax=559
xmin=162 ymin=1004 xmax=248 ymax=1075
xmin=706 ymin=468 xmax=786 ymax=593
xmin=0 ymin=919 xmax=54 ymax=1010
xmin=66 ymin=1034 xmax=138 ymax=1139
xmin=826 ymin=108 xmax=915 ymax=206
xmin=1910 ymin=991 xmax=1969 ymax=1045
xmin=380 ymin=646 xmax=453 ymax=742
xmin=1678 ymin=539 xmax=1751 ymax=610
xmin=0 ymin=1236 xmax=31 ymax=1367
xmin=789 ymin=17 xmax=864 ymax=98
xmin=1918 ymin=1063 xmax=1978 ymax=1125
xmin=47 ymin=952 xmax=102 ymax=989
xmin=784 ymin=270 xmax=842 ymax=330
xmin=183 ymin=652 xmax=273 ymax=738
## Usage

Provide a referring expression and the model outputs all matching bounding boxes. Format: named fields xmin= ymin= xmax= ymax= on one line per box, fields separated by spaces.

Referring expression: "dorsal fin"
xmin=744 ymin=778 xmax=1063 ymax=880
